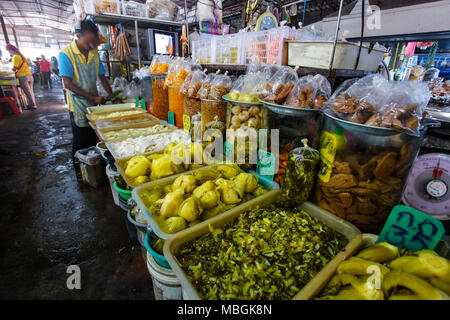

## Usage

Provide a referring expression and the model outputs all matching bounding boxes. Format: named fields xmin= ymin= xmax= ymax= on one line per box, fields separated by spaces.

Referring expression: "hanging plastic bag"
xmin=258 ymin=66 xmax=298 ymax=104
xmin=280 ymin=139 xmax=320 ymax=205
xmin=284 ymin=75 xmax=318 ymax=109
xmin=208 ymin=73 xmax=232 ymax=101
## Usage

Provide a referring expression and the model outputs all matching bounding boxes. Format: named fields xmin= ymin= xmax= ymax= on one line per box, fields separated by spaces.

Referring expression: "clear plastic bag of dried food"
xmin=227 ymin=74 xmax=245 ymax=101
xmin=164 ymin=58 xmax=190 ymax=88
xmin=197 ymin=73 xmax=216 ymax=99
xmin=284 ymin=75 xmax=318 ymax=109
xmin=375 ymin=80 xmax=431 ymax=133
xmin=245 ymin=61 xmax=266 ymax=75
xmin=238 ymin=73 xmax=266 ymax=103
xmin=328 ymin=74 xmax=387 ymax=125
xmin=208 ymin=73 xmax=232 ymax=101
xmin=147 ymin=0 xmax=179 ymax=21
xmin=180 ymin=69 xmax=205 ymax=98
xmin=280 ymin=139 xmax=320 ymax=205
xmin=260 ymin=64 xmax=281 ymax=81
xmin=258 ymin=66 xmax=298 ymax=105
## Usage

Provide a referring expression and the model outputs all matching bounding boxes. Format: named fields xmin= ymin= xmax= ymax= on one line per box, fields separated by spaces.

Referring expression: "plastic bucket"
xmin=127 ymin=209 xmax=149 ymax=247
xmin=106 ymin=165 xmax=120 ymax=206
xmin=144 ymin=230 xmax=170 ymax=269
xmin=113 ymin=182 xmax=132 ymax=201
xmin=146 ymin=252 xmax=182 ymax=300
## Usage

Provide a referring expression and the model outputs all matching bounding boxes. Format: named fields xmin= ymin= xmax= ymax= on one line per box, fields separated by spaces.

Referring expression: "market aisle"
xmin=0 ymin=85 xmax=154 ymax=299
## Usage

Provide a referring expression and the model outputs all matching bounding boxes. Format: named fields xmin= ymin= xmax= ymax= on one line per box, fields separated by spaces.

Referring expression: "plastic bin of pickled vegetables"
xmin=132 ymin=164 xmax=280 ymax=239
xmin=163 ymin=190 xmax=363 ymax=300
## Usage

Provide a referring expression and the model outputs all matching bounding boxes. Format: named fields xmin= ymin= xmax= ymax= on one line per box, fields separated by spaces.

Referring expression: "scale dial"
xmin=256 ymin=12 xmax=278 ymax=31
xmin=403 ymin=153 xmax=450 ymax=220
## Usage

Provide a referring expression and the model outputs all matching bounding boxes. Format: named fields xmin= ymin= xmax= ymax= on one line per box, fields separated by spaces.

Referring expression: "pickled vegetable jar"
xmin=313 ymin=110 xmax=424 ymax=233
xmin=184 ymin=96 xmax=201 ymax=117
xmin=168 ymin=86 xmax=184 ymax=128
xmin=225 ymin=100 xmax=268 ymax=131
xmin=151 ymin=73 xmax=169 ymax=121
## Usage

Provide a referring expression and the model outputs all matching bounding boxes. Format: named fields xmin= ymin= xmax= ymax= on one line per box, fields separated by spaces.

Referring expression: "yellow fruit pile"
xmin=123 ymin=142 xmax=204 ymax=186
xmin=139 ymin=164 xmax=269 ymax=234
xmin=318 ymin=242 xmax=450 ymax=300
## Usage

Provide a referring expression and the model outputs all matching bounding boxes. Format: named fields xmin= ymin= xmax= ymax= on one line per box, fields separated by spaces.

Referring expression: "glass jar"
xmin=183 ymin=96 xmax=201 ymax=117
xmin=200 ymin=99 xmax=227 ymax=138
xmin=151 ymin=73 xmax=169 ymax=121
xmin=225 ymin=100 xmax=268 ymax=131
xmin=168 ymin=86 xmax=184 ymax=128
xmin=313 ymin=110 xmax=425 ymax=233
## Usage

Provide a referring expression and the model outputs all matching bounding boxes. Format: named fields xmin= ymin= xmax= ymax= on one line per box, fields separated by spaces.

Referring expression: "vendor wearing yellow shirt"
xmin=59 ymin=19 xmax=113 ymax=180
xmin=6 ymin=44 xmax=37 ymax=110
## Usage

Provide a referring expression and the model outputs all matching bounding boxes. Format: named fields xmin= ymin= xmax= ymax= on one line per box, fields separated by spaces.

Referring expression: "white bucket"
xmin=106 ymin=164 xmax=120 ymax=206
xmin=96 ymin=141 xmax=108 ymax=160
xmin=146 ymin=252 xmax=182 ymax=300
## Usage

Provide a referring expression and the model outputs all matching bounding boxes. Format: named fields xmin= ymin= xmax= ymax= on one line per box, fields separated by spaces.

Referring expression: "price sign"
xmin=377 ymin=205 xmax=445 ymax=251
xmin=257 ymin=149 xmax=275 ymax=181
xmin=317 ymin=131 xmax=338 ymax=183
xmin=183 ymin=114 xmax=191 ymax=134
xmin=168 ymin=111 xmax=175 ymax=126
xmin=224 ymin=141 xmax=234 ymax=163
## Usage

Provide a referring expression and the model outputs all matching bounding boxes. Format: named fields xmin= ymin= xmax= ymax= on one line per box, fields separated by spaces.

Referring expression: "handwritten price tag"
xmin=377 ymin=205 xmax=445 ymax=251
xmin=183 ymin=114 xmax=191 ymax=134
xmin=257 ymin=149 xmax=275 ymax=181
xmin=168 ymin=111 xmax=175 ymax=126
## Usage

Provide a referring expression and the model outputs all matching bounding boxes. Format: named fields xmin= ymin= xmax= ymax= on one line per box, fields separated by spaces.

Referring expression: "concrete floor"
xmin=0 ymin=86 xmax=154 ymax=299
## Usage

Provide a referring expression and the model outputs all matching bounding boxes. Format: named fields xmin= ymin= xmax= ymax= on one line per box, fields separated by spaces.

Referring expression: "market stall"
xmin=66 ymin=0 xmax=450 ymax=302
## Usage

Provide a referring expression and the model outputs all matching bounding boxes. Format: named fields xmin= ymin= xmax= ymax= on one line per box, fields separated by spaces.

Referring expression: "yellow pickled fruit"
xmin=253 ymin=185 xmax=268 ymax=197
xmin=202 ymin=203 xmax=226 ymax=221
xmin=388 ymin=295 xmax=421 ymax=300
xmin=233 ymin=172 xmax=259 ymax=193
xmin=159 ymin=189 xmax=185 ymax=219
xmin=161 ymin=216 xmax=186 ymax=234
xmin=164 ymin=142 xmax=180 ymax=155
xmin=177 ymin=196 xmax=203 ymax=222
xmin=189 ymin=163 xmax=204 ymax=170
xmin=147 ymin=153 xmax=165 ymax=161
xmin=337 ymin=257 xmax=390 ymax=277
xmin=382 ymin=270 xmax=442 ymax=300
xmin=390 ymin=254 xmax=449 ymax=279
xmin=169 ymin=143 xmax=190 ymax=165
xmin=216 ymin=164 xmax=240 ymax=179
xmin=193 ymin=181 xmax=220 ymax=209
xmin=328 ymin=273 xmax=384 ymax=300
xmin=417 ymin=250 xmax=449 ymax=279
xmin=133 ymin=175 xmax=149 ymax=185
xmin=125 ymin=155 xmax=151 ymax=179
xmin=429 ymin=278 xmax=450 ymax=295
xmin=172 ymin=175 xmax=197 ymax=193
xmin=357 ymin=242 xmax=399 ymax=263
xmin=335 ymin=288 xmax=366 ymax=300
xmin=216 ymin=179 xmax=242 ymax=205
xmin=190 ymin=142 xmax=203 ymax=163
xmin=150 ymin=155 xmax=175 ymax=180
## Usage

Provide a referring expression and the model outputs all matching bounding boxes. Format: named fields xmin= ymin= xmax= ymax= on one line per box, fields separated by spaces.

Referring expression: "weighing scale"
xmin=403 ymin=153 xmax=450 ymax=220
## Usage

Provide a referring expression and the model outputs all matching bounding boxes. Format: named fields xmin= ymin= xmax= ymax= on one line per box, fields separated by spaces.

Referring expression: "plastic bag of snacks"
xmin=147 ymin=0 xmax=179 ymax=21
xmin=197 ymin=73 xmax=216 ymax=100
xmin=208 ymin=73 xmax=232 ymax=101
xmin=180 ymin=69 xmax=205 ymax=98
xmin=165 ymin=58 xmax=190 ymax=88
xmin=238 ymin=73 xmax=266 ymax=103
xmin=284 ymin=75 xmax=318 ymax=109
xmin=280 ymin=139 xmax=320 ymax=206
xmin=258 ymin=66 xmax=298 ymax=104
xmin=312 ymin=74 xmax=332 ymax=107
xmin=245 ymin=61 xmax=267 ymax=75
xmin=149 ymin=54 xmax=170 ymax=73
xmin=329 ymin=74 xmax=430 ymax=133
xmin=260 ymin=64 xmax=281 ymax=81
xmin=227 ymin=75 xmax=246 ymax=101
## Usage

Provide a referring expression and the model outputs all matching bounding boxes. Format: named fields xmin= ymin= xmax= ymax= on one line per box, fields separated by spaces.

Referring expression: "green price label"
xmin=377 ymin=205 xmax=445 ymax=252
xmin=257 ymin=149 xmax=275 ymax=181
xmin=168 ymin=111 xmax=175 ymax=126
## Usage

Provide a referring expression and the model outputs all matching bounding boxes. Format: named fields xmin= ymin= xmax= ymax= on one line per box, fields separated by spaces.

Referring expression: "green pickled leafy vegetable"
xmin=177 ymin=205 xmax=348 ymax=300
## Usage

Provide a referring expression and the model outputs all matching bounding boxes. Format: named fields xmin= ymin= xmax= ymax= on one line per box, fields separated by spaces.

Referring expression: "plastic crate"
xmin=213 ymin=33 xmax=244 ymax=64
xmin=244 ymin=27 xmax=301 ymax=65
xmin=191 ymin=34 xmax=217 ymax=64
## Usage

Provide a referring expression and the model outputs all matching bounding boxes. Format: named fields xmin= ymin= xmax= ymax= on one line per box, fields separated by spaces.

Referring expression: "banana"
xmin=337 ymin=257 xmax=390 ymax=277
xmin=335 ymin=288 xmax=366 ymax=300
xmin=357 ymin=242 xmax=399 ymax=262
xmin=382 ymin=271 xmax=442 ymax=300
